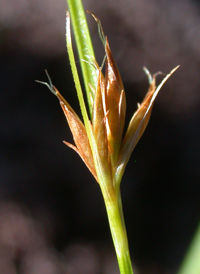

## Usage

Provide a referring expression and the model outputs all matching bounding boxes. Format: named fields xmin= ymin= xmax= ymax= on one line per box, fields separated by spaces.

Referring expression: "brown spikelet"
xmin=105 ymin=38 xmax=126 ymax=163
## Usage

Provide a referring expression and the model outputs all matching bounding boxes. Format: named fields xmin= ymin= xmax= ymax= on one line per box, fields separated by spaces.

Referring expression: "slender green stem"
xmin=177 ymin=223 xmax=200 ymax=274
xmin=102 ymin=187 xmax=134 ymax=274
xmin=67 ymin=0 xmax=97 ymax=117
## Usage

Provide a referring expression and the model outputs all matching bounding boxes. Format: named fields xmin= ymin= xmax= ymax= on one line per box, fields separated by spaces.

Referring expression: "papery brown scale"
xmin=121 ymin=66 xmax=180 ymax=155
xmin=54 ymin=88 xmax=98 ymax=182
xmin=92 ymin=69 xmax=109 ymax=166
xmin=105 ymin=38 xmax=126 ymax=162
xmin=115 ymin=66 xmax=179 ymax=184
xmin=118 ymin=78 xmax=156 ymax=168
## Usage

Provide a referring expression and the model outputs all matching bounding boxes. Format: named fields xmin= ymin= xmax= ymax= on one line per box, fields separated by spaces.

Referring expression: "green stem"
xmin=67 ymin=0 xmax=97 ymax=117
xmin=102 ymin=187 xmax=134 ymax=274
xmin=177 ymin=223 xmax=200 ymax=274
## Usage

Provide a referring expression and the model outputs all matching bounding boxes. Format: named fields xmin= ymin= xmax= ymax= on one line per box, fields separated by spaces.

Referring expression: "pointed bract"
xmin=115 ymin=66 xmax=180 ymax=184
xmin=55 ymin=87 xmax=97 ymax=182
xmin=118 ymin=77 xmax=156 ymax=168
xmin=105 ymin=38 xmax=126 ymax=164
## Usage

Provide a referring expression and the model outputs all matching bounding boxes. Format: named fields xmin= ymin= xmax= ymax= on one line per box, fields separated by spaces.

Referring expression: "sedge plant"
xmin=37 ymin=1 xmax=179 ymax=273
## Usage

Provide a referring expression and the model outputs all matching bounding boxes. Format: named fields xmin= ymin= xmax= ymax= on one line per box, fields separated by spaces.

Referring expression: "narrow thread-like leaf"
xmin=67 ymin=0 xmax=97 ymax=116
xmin=66 ymin=12 xmax=92 ymax=137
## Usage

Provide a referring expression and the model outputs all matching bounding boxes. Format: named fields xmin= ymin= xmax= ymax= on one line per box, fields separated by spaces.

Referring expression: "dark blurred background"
xmin=0 ymin=0 xmax=200 ymax=273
